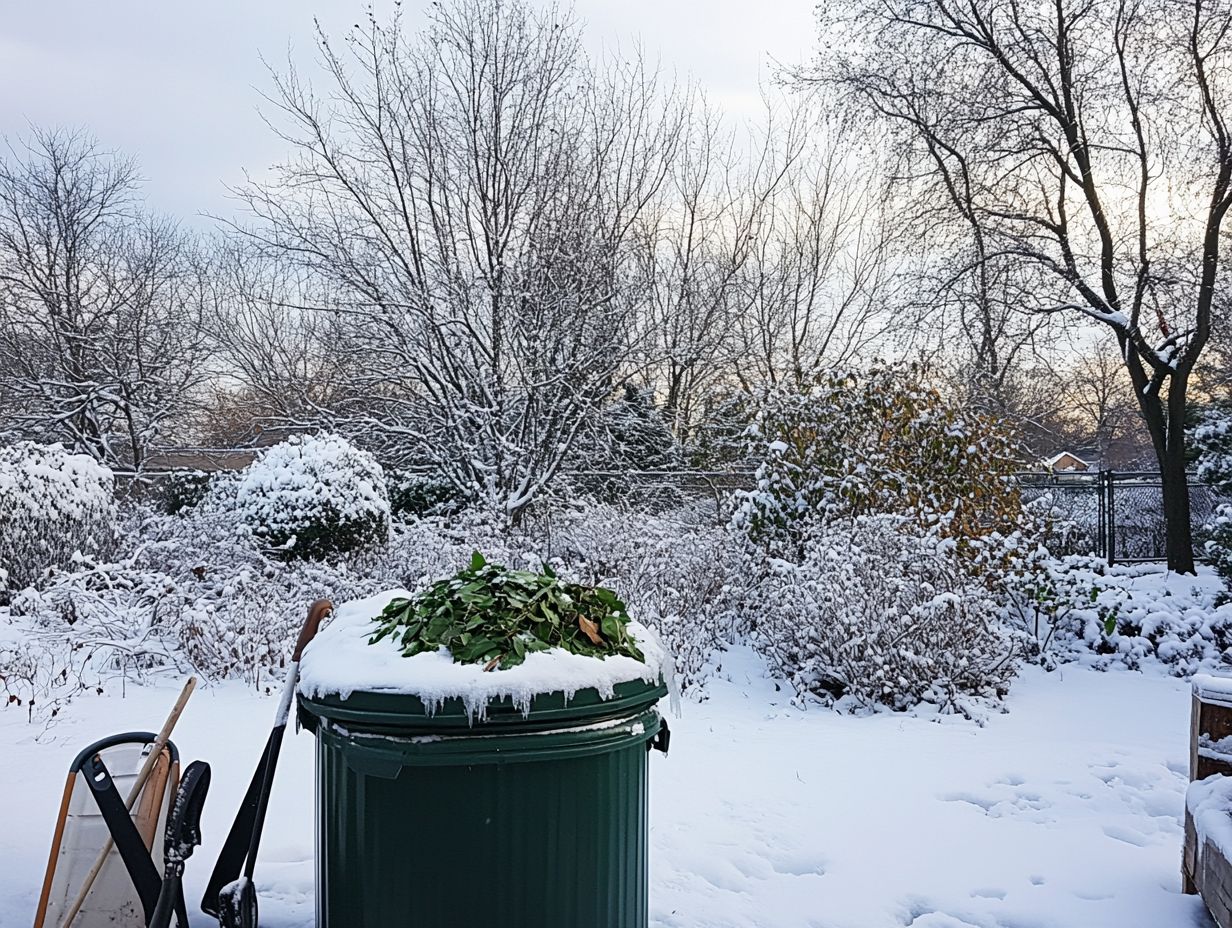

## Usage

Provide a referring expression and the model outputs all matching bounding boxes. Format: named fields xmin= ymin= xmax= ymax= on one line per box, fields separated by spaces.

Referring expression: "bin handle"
xmin=650 ymin=718 xmax=670 ymax=756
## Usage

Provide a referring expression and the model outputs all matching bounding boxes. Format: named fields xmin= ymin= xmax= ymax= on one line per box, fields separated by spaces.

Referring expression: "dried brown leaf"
xmin=578 ymin=616 xmax=603 ymax=645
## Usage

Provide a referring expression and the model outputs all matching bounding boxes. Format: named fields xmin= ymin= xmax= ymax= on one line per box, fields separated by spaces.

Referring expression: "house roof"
xmin=1043 ymin=450 xmax=1090 ymax=469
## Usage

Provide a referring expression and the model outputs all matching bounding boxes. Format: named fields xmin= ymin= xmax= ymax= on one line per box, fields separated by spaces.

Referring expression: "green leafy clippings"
xmin=369 ymin=552 xmax=646 ymax=669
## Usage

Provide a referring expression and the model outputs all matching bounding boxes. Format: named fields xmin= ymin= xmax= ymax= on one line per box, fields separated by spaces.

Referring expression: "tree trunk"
xmin=1161 ymin=448 xmax=1196 ymax=574
xmin=1161 ymin=374 xmax=1197 ymax=574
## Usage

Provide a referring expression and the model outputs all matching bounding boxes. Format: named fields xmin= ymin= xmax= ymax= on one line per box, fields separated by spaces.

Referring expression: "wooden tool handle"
xmin=292 ymin=599 xmax=333 ymax=662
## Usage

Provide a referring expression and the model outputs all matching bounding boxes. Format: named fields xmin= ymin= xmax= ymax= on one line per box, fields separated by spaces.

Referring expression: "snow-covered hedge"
xmin=235 ymin=434 xmax=391 ymax=559
xmin=0 ymin=496 xmax=733 ymax=721
xmin=738 ymin=515 xmax=1017 ymax=713
xmin=0 ymin=442 xmax=116 ymax=594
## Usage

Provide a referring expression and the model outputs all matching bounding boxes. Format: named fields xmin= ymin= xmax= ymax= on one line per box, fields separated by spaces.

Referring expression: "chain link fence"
xmin=113 ymin=453 xmax=1224 ymax=563
xmin=1018 ymin=471 xmax=1227 ymax=563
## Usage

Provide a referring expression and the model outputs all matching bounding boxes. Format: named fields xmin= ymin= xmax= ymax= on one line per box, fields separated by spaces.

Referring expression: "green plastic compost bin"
xmin=298 ymin=676 xmax=669 ymax=928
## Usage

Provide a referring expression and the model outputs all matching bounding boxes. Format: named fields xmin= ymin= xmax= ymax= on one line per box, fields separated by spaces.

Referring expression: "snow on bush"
xmin=235 ymin=434 xmax=391 ymax=559
xmin=1195 ymin=406 xmax=1232 ymax=489
xmin=1205 ymin=505 xmax=1232 ymax=586
xmin=0 ymin=442 xmax=116 ymax=595
xmin=1194 ymin=405 xmax=1232 ymax=585
xmin=0 ymin=495 xmax=733 ymax=721
xmin=531 ymin=504 xmax=735 ymax=690
xmin=387 ymin=470 xmax=466 ymax=518
xmin=736 ymin=515 xmax=1018 ymax=713
xmin=733 ymin=365 xmax=1025 ymax=561
xmin=729 ymin=366 xmax=1036 ymax=711
xmin=1006 ymin=555 xmax=1232 ymax=674
xmin=162 ymin=469 xmax=214 ymax=514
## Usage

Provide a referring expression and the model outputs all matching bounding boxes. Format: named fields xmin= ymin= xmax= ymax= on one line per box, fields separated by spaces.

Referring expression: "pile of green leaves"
xmin=369 ymin=552 xmax=646 ymax=670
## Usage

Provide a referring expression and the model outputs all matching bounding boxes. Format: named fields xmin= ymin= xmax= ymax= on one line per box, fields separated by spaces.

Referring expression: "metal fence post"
xmin=1106 ymin=470 xmax=1117 ymax=566
xmin=1096 ymin=470 xmax=1107 ymax=560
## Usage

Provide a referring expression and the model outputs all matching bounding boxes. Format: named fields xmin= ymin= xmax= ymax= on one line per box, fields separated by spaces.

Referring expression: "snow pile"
xmin=0 ymin=442 xmax=115 ymax=594
xmin=298 ymin=588 xmax=670 ymax=718
xmin=1194 ymin=672 xmax=1232 ymax=706
xmin=235 ymin=433 xmax=390 ymax=559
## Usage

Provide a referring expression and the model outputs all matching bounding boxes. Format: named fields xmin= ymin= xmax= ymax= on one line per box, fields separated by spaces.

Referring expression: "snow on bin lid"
xmin=297 ymin=589 xmax=672 ymax=718
xmin=1194 ymin=673 xmax=1232 ymax=708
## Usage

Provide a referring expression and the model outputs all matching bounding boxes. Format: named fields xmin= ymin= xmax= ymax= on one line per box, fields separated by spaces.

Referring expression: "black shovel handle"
xmin=149 ymin=760 xmax=211 ymax=928
xmin=201 ymin=600 xmax=332 ymax=919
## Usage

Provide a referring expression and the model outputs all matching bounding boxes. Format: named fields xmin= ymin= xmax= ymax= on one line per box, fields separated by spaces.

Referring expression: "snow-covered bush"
xmin=1001 ymin=553 xmax=1127 ymax=661
xmin=1205 ymin=505 xmax=1232 ymax=586
xmin=734 ymin=365 xmax=1025 ymax=561
xmin=726 ymin=367 xmax=1037 ymax=710
xmin=235 ymin=434 xmax=391 ymax=559
xmin=161 ymin=469 xmax=214 ymax=515
xmin=1195 ymin=405 xmax=1232 ymax=489
xmin=0 ymin=442 xmax=116 ymax=594
xmin=535 ymin=505 xmax=736 ymax=689
xmin=1194 ymin=405 xmax=1232 ymax=584
xmin=387 ymin=471 xmax=466 ymax=518
xmin=1011 ymin=557 xmax=1232 ymax=674
xmin=740 ymin=515 xmax=1017 ymax=712
xmin=0 ymin=489 xmax=737 ymax=723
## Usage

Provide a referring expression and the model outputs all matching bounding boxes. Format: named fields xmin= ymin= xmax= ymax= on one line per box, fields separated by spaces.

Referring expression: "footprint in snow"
xmin=940 ymin=791 xmax=997 ymax=812
xmin=970 ymin=887 xmax=1007 ymax=900
xmin=1102 ymin=823 xmax=1153 ymax=847
xmin=1073 ymin=889 xmax=1114 ymax=901
xmin=767 ymin=851 xmax=828 ymax=878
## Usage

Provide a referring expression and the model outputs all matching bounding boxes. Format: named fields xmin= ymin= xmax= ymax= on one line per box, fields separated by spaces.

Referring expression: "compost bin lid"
xmin=297 ymin=589 xmax=672 ymax=734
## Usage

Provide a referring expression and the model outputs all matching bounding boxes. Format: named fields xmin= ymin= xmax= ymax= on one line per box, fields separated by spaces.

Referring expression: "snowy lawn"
xmin=0 ymin=647 xmax=1214 ymax=928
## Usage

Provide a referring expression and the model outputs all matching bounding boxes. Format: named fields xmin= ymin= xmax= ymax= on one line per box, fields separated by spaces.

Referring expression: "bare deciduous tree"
xmin=813 ymin=0 xmax=1232 ymax=570
xmin=231 ymin=0 xmax=686 ymax=519
xmin=731 ymin=122 xmax=897 ymax=390
xmin=211 ymin=244 xmax=352 ymax=436
xmin=0 ymin=129 xmax=213 ymax=470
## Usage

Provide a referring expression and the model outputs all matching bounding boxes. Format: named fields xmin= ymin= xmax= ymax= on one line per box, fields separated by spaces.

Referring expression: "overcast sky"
xmin=0 ymin=1 xmax=816 ymax=224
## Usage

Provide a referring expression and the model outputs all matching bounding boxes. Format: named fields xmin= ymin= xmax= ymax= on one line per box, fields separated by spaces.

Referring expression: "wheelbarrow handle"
xmin=292 ymin=599 xmax=333 ymax=662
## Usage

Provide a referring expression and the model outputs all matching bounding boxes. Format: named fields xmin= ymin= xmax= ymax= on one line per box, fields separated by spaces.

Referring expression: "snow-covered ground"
xmin=0 ymin=647 xmax=1213 ymax=928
